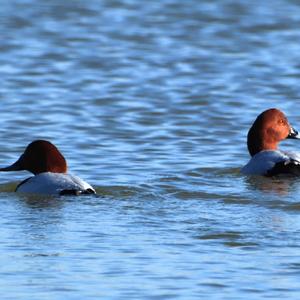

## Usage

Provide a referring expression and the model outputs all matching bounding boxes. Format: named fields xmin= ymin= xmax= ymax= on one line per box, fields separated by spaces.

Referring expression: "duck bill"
xmin=288 ymin=127 xmax=300 ymax=139
xmin=0 ymin=156 xmax=24 ymax=172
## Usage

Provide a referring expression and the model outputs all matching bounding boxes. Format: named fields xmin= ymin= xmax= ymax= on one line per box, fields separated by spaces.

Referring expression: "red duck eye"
xmin=278 ymin=119 xmax=285 ymax=125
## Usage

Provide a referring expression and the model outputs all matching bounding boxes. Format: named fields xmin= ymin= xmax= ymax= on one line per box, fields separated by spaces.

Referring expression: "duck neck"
xmin=247 ymin=131 xmax=278 ymax=156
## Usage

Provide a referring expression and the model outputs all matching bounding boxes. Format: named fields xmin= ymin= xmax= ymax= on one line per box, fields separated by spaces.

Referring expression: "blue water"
xmin=1 ymin=0 xmax=300 ymax=299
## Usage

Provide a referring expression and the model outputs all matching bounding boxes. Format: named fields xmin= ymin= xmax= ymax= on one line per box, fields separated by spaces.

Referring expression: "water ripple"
xmin=1 ymin=0 xmax=300 ymax=299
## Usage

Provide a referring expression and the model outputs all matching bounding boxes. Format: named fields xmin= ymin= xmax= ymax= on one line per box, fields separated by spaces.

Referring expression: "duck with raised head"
xmin=241 ymin=108 xmax=300 ymax=176
xmin=0 ymin=140 xmax=96 ymax=195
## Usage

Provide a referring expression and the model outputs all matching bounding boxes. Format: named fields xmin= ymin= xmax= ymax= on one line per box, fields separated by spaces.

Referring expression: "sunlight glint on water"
xmin=1 ymin=0 xmax=300 ymax=299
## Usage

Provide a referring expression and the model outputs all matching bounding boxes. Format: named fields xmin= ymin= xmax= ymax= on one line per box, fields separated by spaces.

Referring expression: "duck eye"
xmin=278 ymin=119 xmax=285 ymax=125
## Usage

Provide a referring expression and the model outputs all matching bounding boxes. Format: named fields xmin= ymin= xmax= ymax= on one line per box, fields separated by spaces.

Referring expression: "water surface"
xmin=1 ymin=0 xmax=300 ymax=299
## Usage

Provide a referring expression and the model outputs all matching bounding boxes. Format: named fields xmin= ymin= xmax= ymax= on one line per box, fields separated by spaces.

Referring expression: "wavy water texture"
xmin=1 ymin=0 xmax=300 ymax=299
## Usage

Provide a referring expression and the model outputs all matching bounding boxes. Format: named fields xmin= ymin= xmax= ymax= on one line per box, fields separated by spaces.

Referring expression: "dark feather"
xmin=266 ymin=159 xmax=300 ymax=176
xmin=15 ymin=177 xmax=32 ymax=192
xmin=60 ymin=188 xmax=96 ymax=196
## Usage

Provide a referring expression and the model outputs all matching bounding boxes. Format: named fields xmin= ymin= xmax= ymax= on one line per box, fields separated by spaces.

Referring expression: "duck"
xmin=0 ymin=140 xmax=96 ymax=195
xmin=241 ymin=108 xmax=300 ymax=176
